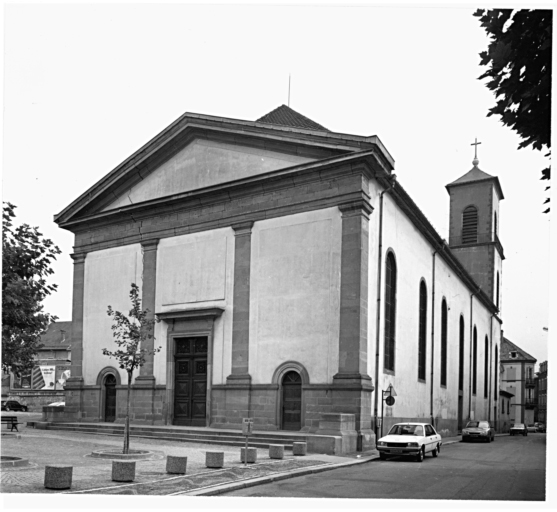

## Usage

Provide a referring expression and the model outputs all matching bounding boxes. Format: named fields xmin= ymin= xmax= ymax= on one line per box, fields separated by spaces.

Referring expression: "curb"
xmin=181 ymin=456 xmax=377 ymax=496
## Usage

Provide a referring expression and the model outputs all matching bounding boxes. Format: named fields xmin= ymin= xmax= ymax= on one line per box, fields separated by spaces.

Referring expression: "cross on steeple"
xmin=471 ymin=138 xmax=482 ymax=166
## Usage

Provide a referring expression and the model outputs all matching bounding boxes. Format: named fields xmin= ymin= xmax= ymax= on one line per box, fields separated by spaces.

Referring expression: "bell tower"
xmin=446 ymin=141 xmax=504 ymax=311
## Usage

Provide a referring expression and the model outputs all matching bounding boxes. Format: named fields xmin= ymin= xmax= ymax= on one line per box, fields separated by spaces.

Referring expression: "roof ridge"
xmin=256 ymin=104 xmax=329 ymax=132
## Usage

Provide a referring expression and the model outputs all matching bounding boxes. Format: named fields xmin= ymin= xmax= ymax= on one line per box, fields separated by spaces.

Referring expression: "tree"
xmin=474 ymin=9 xmax=552 ymax=212
xmin=102 ymin=284 xmax=160 ymax=454
xmin=2 ymin=202 xmax=61 ymax=375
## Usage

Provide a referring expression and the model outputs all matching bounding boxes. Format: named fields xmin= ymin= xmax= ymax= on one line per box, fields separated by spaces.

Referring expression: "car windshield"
xmin=512 ymin=424 xmax=524 ymax=428
xmin=388 ymin=424 xmax=424 ymax=436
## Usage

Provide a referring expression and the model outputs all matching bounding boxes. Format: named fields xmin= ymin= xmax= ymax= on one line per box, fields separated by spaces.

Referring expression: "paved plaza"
xmin=0 ymin=416 xmax=383 ymax=498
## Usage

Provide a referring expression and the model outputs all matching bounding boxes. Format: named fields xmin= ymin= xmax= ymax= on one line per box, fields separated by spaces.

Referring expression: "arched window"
xmin=418 ymin=281 xmax=427 ymax=381
xmin=494 ymin=211 xmax=498 ymax=238
xmin=473 ymin=326 xmax=478 ymax=395
xmin=494 ymin=345 xmax=498 ymax=397
xmin=384 ymin=252 xmax=397 ymax=372
xmin=496 ymin=272 xmax=500 ymax=309
xmin=462 ymin=206 xmax=478 ymax=244
xmin=441 ymin=299 xmax=448 ymax=386
xmin=459 ymin=316 xmax=465 ymax=391
xmin=484 ymin=336 xmax=489 ymax=398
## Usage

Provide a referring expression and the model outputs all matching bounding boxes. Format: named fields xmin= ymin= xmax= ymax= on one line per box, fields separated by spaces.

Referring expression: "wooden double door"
xmin=173 ymin=336 xmax=208 ymax=426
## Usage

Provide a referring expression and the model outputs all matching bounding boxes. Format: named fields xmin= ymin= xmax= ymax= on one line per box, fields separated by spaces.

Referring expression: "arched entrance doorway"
xmin=104 ymin=374 xmax=117 ymax=422
xmin=281 ymin=371 xmax=302 ymax=431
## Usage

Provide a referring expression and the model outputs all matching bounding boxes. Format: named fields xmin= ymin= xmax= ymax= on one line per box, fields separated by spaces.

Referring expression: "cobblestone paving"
xmin=0 ymin=427 xmax=329 ymax=495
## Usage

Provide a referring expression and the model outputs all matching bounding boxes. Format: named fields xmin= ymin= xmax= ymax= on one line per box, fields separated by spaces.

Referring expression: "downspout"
xmin=430 ymin=249 xmax=437 ymax=427
xmin=373 ymin=174 xmax=397 ymax=440
xmin=488 ymin=314 xmax=494 ymax=423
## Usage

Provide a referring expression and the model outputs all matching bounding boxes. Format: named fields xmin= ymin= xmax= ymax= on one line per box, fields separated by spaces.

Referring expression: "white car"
xmin=376 ymin=422 xmax=443 ymax=462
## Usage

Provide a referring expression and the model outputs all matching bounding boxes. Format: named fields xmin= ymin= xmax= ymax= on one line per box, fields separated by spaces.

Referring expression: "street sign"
xmin=385 ymin=396 xmax=395 ymax=406
xmin=242 ymin=417 xmax=254 ymax=436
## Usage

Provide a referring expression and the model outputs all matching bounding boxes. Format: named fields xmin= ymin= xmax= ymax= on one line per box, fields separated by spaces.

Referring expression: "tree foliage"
xmin=102 ymin=283 xmax=160 ymax=454
xmin=2 ymin=202 xmax=61 ymax=374
xmin=474 ymin=9 xmax=552 ymax=212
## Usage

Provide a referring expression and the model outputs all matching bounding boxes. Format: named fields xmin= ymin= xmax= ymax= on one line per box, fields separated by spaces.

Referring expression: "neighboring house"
xmin=54 ymin=105 xmax=504 ymax=448
xmin=498 ymin=389 xmax=514 ymax=433
xmin=500 ymin=337 xmax=537 ymax=426
xmin=6 ymin=322 xmax=71 ymax=410
xmin=537 ymin=361 xmax=547 ymax=425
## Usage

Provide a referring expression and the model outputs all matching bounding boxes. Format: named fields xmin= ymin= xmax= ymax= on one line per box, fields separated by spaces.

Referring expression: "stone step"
xmin=49 ymin=422 xmax=306 ymax=441
xmin=44 ymin=423 xmax=305 ymax=449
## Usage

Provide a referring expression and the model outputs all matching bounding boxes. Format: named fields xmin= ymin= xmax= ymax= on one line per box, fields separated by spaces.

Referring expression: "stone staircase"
xmin=38 ymin=422 xmax=308 ymax=450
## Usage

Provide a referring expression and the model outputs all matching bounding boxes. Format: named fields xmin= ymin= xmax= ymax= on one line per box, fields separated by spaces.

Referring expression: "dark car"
xmin=510 ymin=423 xmax=528 ymax=436
xmin=1 ymin=400 xmax=28 ymax=412
xmin=462 ymin=420 xmax=495 ymax=442
xmin=535 ymin=422 xmax=546 ymax=433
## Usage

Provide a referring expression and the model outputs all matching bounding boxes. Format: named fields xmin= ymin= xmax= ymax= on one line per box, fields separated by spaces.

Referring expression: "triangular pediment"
xmin=102 ymin=138 xmax=314 ymax=212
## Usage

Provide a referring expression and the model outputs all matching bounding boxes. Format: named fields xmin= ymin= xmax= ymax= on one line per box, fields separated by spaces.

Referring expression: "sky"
xmin=2 ymin=1 xmax=553 ymax=374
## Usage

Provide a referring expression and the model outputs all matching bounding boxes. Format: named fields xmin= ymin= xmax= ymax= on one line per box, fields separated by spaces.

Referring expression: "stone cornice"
xmin=156 ymin=307 xmax=225 ymax=322
xmin=140 ymin=238 xmax=160 ymax=251
xmin=70 ymin=253 xmax=87 ymax=264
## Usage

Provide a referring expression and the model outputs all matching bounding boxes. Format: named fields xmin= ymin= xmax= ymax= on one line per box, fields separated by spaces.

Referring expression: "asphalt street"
xmin=222 ymin=433 xmax=546 ymax=501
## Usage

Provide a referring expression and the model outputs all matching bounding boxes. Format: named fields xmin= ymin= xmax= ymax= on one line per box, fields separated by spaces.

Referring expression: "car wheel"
xmin=379 ymin=453 xmax=387 ymax=461
xmin=432 ymin=444 xmax=439 ymax=457
xmin=5 ymin=406 xmax=10 ymax=412
xmin=416 ymin=448 xmax=424 ymax=463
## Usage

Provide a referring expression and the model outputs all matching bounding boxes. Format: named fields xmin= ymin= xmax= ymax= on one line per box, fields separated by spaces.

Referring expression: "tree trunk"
xmin=124 ymin=371 xmax=132 ymax=454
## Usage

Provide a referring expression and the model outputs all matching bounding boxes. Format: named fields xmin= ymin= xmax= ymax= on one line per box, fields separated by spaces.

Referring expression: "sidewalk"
xmin=0 ymin=419 xmax=471 ymax=497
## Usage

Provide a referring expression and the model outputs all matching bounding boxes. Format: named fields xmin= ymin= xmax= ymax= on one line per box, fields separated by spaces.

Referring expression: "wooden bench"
xmin=1 ymin=416 xmax=22 ymax=432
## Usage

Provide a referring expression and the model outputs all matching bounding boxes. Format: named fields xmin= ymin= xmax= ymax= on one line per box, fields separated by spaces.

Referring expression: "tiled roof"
xmin=40 ymin=321 xmax=72 ymax=347
xmin=447 ymin=166 xmax=494 ymax=187
xmin=500 ymin=337 xmax=537 ymax=362
xmin=446 ymin=165 xmax=505 ymax=199
xmin=256 ymin=105 xmax=329 ymax=131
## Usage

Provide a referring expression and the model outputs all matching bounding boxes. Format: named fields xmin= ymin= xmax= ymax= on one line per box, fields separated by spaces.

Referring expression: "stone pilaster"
xmin=65 ymin=252 xmax=87 ymax=421
xmin=227 ymin=221 xmax=253 ymax=385
xmin=335 ymin=200 xmax=373 ymax=383
xmin=138 ymin=238 xmax=159 ymax=380
xmin=332 ymin=200 xmax=375 ymax=450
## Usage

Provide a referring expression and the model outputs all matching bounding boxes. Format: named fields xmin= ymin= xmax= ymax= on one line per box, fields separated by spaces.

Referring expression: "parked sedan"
xmin=510 ymin=423 xmax=528 ymax=436
xmin=535 ymin=422 xmax=546 ymax=433
xmin=462 ymin=420 xmax=495 ymax=442
xmin=527 ymin=424 xmax=537 ymax=433
xmin=1 ymin=400 xmax=28 ymax=412
xmin=376 ymin=422 xmax=442 ymax=462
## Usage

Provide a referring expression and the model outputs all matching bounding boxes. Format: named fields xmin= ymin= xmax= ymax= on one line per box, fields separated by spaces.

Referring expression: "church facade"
xmin=55 ymin=106 xmax=504 ymax=450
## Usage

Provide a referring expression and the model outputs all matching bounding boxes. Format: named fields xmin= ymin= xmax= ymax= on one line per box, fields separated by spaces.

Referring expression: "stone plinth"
xmin=112 ymin=460 xmax=136 ymax=482
xmin=269 ymin=444 xmax=284 ymax=459
xmin=292 ymin=442 xmax=307 ymax=456
xmin=240 ymin=447 xmax=257 ymax=463
xmin=206 ymin=451 xmax=224 ymax=468
xmin=307 ymin=413 xmax=358 ymax=455
xmin=44 ymin=465 xmax=73 ymax=490
xmin=166 ymin=455 xmax=187 ymax=474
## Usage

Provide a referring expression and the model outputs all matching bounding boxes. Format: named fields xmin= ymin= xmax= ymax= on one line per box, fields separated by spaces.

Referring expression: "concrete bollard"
xmin=293 ymin=442 xmax=307 ymax=456
xmin=240 ymin=447 xmax=258 ymax=463
xmin=44 ymin=465 xmax=73 ymax=490
xmin=112 ymin=460 xmax=136 ymax=482
xmin=269 ymin=444 xmax=285 ymax=459
xmin=205 ymin=451 xmax=224 ymax=468
xmin=166 ymin=455 xmax=188 ymax=474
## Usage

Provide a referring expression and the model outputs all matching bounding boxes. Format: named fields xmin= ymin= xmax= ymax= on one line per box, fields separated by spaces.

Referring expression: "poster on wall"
xmin=31 ymin=365 xmax=56 ymax=389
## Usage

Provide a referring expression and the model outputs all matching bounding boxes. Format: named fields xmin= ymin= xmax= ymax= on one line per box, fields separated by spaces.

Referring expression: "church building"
xmin=54 ymin=105 xmax=504 ymax=450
